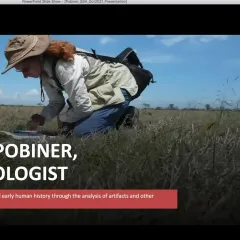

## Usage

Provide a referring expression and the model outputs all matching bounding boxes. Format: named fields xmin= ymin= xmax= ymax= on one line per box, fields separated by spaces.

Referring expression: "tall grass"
xmin=0 ymin=106 xmax=240 ymax=224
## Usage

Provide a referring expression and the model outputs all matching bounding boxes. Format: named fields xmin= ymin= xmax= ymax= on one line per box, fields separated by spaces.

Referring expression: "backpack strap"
xmin=51 ymin=57 xmax=73 ymax=109
xmin=76 ymin=48 xmax=143 ymax=68
xmin=52 ymin=57 xmax=64 ymax=91
xmin=75 ymin=49 xmax=122 ymax=64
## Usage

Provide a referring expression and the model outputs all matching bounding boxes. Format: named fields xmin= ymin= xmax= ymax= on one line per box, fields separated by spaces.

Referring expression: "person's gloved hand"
xmin=26 ymin=120 xmax=40 ymax=130
xmin=26 ymin=114 xmax=45 ymax=131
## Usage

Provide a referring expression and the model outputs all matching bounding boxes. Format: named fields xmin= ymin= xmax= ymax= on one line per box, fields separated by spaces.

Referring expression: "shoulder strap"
xmin=75 ymin=49 xmax=122 ymax=64
xmin=51 ymin=47 xmax=143 ymax=90
xmin=75 ymin=48 xmax=143 ymax=68
xmin=51 ymin=57 xmax=64 ymax=90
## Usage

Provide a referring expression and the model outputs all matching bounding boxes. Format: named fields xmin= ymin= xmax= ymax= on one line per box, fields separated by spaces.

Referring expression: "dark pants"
xmin=71 ymin=88 xmax=132 ymax=137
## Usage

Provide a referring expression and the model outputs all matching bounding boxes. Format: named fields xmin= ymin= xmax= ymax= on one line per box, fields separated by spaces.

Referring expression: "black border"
xmin=0 ymin=223 xmax=238 ymax=236
xmin=1 ymin=4 xmax=240 ymax=34
xmin=1 ymin=3 xmax=240 ymax=228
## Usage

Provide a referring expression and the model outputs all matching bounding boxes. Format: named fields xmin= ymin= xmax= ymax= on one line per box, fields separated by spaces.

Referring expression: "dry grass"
xmin=0 ymin=105 xmax=240 ymax=224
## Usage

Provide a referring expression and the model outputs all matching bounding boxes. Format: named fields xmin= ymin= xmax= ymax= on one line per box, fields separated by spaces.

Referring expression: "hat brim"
xmin=1 ymin=35 xmax=50 ymax=75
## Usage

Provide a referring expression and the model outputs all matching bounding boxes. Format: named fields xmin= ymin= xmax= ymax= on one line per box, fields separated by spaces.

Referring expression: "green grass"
xmin=0 ymin=106 xmax=240 ymax=224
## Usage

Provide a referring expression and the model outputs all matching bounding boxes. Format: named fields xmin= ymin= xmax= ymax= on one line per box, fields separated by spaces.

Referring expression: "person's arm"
xmin=39 ymin=83 xmax=66 ymax=122
xmin=56 ymin=55 xmax=93 ymax=123
xmin=27 ymin=82 xmax=66 ymax=130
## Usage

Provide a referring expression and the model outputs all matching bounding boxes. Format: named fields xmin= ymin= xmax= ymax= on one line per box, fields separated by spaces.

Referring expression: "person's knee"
xmin=72 ymin=122 xmax=113 ymax=137
xmin=72 ymin=124 xmax=92 ymax=137
xmin=71 ymin=90 xmax=132 ymax=138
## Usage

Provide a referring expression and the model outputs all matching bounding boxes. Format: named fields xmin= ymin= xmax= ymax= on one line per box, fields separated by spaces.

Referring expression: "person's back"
xmin=42 ymin=49 xmax=139 ymax=112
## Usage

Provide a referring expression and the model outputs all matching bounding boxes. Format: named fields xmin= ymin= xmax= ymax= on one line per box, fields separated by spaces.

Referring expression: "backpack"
xmin=50 ymin=47 xmax=155 ymax=101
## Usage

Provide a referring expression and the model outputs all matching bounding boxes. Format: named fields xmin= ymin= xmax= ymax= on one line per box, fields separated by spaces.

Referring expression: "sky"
xmin=1 ymin=34 xmax=240 ymax=109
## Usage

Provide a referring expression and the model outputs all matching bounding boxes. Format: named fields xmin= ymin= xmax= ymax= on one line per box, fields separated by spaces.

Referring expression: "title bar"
xmin=0 ymin=0 xmax=238 ymax=4
xmin=0 ymin=189 xmax=178 ymax=209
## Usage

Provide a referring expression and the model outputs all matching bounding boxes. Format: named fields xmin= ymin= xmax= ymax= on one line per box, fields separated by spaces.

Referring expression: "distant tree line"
xmin=142 ymin=103 xmax=240 ymax=111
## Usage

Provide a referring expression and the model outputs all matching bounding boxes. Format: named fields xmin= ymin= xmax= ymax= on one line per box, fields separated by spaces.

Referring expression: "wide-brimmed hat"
xmin=1 ymin=35 xmax=51 ymax=74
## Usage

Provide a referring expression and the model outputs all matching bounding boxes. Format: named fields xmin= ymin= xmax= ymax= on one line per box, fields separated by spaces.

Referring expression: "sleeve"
xmin=40 ymin=81 xmax=66 ymax=121
xmin=56 ymin=55 xmax=93 ymax=123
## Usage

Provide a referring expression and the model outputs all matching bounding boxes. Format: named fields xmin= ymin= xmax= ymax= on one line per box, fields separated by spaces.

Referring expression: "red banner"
xmin=0 ymin=189 xmax=177 ymax=209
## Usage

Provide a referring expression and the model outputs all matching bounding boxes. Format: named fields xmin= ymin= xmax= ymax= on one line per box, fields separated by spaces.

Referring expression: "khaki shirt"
xmin=40 ymin=52 xmax=138 ymax=123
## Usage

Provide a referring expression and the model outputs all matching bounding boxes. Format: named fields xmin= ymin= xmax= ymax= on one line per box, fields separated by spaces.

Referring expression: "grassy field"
xmin=0 ymin=105 xmax=240 ymax=224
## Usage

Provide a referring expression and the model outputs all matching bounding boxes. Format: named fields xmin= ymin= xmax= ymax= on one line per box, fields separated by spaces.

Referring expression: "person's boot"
xmin=57 ymin=116 xmax=75 ymax=137
xmin=116 ymin=106 xmax=141 ymax=130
